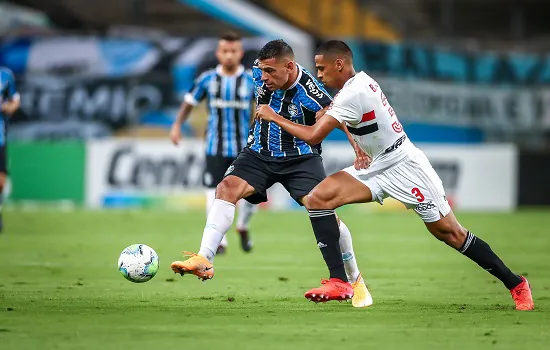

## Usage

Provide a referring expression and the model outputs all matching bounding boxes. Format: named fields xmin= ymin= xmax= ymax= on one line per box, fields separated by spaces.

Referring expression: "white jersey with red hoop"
xmin=327 ymin=71 xmax=416 ymax=173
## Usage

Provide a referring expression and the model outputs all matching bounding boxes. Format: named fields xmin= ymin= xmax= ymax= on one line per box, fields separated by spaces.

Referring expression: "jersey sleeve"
xmin=184 ymin=71 xmax=209 ymax=106
xmin=298 ymin=76 xmax=332 ymax=112
xmin=1 ymin=69 xmax=19 ymax=101
xmin=327 ymin=89 xmax=362 ymax=124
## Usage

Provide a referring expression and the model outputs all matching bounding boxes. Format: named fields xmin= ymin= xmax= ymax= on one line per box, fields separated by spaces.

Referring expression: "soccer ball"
xmin=118 ymin=244 xmax=159 ymax=283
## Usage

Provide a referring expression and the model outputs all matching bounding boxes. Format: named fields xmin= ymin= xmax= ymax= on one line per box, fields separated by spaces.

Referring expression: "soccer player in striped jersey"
xmin=0 ymin=67 xmax=20 ymax=232
xmin=171 ymin=40 xmax=374 ymax=308
xmin=170 ymin=32 xmax=256 ymax=254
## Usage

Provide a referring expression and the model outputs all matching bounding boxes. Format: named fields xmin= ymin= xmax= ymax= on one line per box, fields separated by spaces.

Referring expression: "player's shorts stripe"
xmin=347 ymin=123 xmax=379 ymax=136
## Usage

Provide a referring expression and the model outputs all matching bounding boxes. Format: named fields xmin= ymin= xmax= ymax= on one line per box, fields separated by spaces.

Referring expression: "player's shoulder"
xmin=0 ymin=67 xmax=15 ymax=80
xmin=196 ymin=67 xmax=217 ymax=82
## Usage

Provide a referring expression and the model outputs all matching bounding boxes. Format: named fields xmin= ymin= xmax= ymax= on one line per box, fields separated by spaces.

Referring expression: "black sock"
xmin=458 ymin=231 xmax=522 ymax=289
xmin=308 ymin=209 xmax=347 ymax=282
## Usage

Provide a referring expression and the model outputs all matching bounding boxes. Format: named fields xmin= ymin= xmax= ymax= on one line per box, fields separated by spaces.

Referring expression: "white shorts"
xmin=344 ymin=150 xmax=451 ymax=223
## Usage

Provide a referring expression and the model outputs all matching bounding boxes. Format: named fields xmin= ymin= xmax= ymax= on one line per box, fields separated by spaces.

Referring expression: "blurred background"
xmin=2 ymin=0 xmax=549 ymax=212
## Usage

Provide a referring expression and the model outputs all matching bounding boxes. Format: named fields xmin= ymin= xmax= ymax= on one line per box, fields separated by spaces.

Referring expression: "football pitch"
xmin=1 ymin=208 xmax=549 ymax=349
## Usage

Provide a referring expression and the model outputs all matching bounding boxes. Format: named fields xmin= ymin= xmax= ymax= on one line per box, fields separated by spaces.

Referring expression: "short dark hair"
xmin=257 ymin=39 xmax=294 ymax=61
xmin=219 ymin=31 xmax=241 ymax=42
xmin=316 ymin=40 xmax=353 ymax=59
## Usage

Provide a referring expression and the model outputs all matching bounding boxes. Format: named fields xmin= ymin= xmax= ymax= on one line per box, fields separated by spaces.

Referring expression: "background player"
xmin=0 ymin=67 xmax=21 ymax=233
xmin=171 ymin=39 xmax=373 ymax=308
xmin=170 ymin=32 xmax=256 ymax=254
xmin=255 ymin=40 xmax=534 ymax=311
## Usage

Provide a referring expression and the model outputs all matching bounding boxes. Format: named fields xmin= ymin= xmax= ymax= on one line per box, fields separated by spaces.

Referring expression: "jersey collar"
xmin=216 ymin=64 xmax=244 ymax=77
xmin=286 ymin=64 xmax=303 ymax=90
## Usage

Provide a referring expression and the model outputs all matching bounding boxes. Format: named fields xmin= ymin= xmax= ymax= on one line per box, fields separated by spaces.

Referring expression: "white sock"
xmin=339 ymin=220 xmax=361 ymax=282
xmin=206 ymin=189 xmax=228 ymax=247
xmin=236 ymin=199 xmax=257 ymax=231
xmin=198 ymin=199 xmax=235 ymax=262
xmin=205 ymin=189 xmax=216 ymax=214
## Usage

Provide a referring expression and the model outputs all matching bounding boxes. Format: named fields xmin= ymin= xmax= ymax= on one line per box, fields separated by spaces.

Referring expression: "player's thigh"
xmin=277 ymin=155 xmax=326 ymax=205
xmin=379 ymin=154 xmax=451 ymax=223
xmin=221 ymin=149 xmax=275 ymax=204
xmin=305 ymin=170 xmax=373 ymax=210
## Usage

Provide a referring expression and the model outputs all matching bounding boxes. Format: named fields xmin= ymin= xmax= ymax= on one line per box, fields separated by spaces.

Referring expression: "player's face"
xmin=258 ymin=57 xmax=294 ymax=91
xmin=216 ymin=40 xmax=244 ymax=69
xmin=314 ymin=54 xmax=339 ymax=88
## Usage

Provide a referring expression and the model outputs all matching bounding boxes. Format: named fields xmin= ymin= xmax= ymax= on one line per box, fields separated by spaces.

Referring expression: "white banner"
xmin=85 ymin=139 xmax=517 ymax=211
xmin=86 ymin=139 xmax=205 ymax=208
xmin=377 ymin=77 xmax=542 ymax=132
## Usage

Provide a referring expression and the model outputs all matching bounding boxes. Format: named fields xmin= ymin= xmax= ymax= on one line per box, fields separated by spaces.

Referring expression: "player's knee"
xmin=215 ymin=177 xmax=242 ymax=204
xmin=430 ymin=224 xmax=467 ymax=249
xmin=306 ymin=188 xmax=336 ymax=210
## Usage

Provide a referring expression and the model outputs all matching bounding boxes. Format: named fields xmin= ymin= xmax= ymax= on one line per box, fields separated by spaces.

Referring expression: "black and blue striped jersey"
xmin=184 ymin=65 xmax=254 ymax=158
xmin=0 ymin=67 xmax=18 ymax=146
xmin=248 ymin=62 xmax=332 ymax=157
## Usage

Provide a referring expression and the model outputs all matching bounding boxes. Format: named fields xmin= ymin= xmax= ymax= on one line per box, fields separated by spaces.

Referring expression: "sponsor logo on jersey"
xmin=392 ymin=121 xmax=403 ymax=133
xmin=209 ymin=98 xmax=249 ymax=109
xmin=305 ymin=79 xmax=325 ymax=99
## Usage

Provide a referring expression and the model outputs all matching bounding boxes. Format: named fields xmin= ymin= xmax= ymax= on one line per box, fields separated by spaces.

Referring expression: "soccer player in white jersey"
xmin=255 ymin=40 xmax=534 ymax=310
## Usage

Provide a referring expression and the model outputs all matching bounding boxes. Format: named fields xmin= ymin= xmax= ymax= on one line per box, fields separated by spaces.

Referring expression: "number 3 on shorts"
xmin=411 ymin=187 xmax=425 ymax=202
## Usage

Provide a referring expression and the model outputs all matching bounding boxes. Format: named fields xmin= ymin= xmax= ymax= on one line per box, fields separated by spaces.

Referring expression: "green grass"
xmin=0 ymin=209 xmax=549 ymax=349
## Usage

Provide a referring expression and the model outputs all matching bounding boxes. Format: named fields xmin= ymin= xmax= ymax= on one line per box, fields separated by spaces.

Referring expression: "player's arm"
xmin=256 ymin=105 xmax=338 ymax=145
xmin=170 ymin=73 xmax=208 ymax=145
xmin=1 ymin=96 xmax=20 ymax=115
xmin=1 ymin=74 xmax=20 ymax=116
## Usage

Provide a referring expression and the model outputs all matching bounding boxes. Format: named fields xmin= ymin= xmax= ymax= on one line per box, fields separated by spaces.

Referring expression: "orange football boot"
xmin=170 ymin=252 xmax=214 ymax=281
xmin=510 ymin=276 xmax=534 ymax=310
xmin=304 ymin=278 xmax=354 ymax=303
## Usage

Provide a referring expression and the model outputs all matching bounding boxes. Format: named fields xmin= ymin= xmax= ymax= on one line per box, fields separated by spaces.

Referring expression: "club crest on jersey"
xmin=288 ymin=104 xmax=299 ymax=116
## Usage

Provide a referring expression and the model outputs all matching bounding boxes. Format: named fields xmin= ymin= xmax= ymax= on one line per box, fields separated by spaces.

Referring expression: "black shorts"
xmin=203 ymin=155 xmax=236 ymax=188
xmin=0 ymin=145 xmax=7 ymax=174
xmin=224 ymin=148 xmax=326 ymax=205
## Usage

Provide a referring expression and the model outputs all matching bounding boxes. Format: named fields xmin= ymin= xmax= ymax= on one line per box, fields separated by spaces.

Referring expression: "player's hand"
xmin=255 ymin=104 xmax=275 ymax=122
xmin=169 ymin=123 xmax=182 ymax=146
xmin=315 ymin=107 xmax=328 ymax=121
xmin=354 ymin=144 xmax=371 ymax=170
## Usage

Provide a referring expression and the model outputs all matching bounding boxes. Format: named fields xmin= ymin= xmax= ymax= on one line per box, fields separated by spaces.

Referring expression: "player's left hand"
xmin=255 ymin=104 xmax=276 ymax=122
xmin=354 ymin=144 xmax=371 ymax=170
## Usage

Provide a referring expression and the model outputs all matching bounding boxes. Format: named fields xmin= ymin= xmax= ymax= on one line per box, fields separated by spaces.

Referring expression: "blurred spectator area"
xmin=9 ymin=0 xmax=243 ymax=36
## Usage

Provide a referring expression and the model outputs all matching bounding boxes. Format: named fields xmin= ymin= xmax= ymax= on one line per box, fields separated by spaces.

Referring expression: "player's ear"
xmin=286 ymin=60 xmax=295 ymax=72
xmin=335 ymin=58 xmax=344 ymax=72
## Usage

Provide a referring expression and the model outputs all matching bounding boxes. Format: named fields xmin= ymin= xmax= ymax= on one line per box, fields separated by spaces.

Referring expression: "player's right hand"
xmin=169 ymin=124 xmax=182 ymax=145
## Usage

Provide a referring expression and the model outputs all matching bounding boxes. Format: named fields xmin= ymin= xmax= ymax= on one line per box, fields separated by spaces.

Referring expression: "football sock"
xmin=236 ymin=199 xmax=257 ymax=231
xmin=338 ymin=220 xmax=361 ymax=282
xmin=205 ymin=189 xmax=216 ymax=214
xmin=198 ymin=199 xmax=235 ymax=263
xmin=458 ymin=231 xmax=522 ymax=289
xmin=308 ymin=209 xmax=348 ymax=282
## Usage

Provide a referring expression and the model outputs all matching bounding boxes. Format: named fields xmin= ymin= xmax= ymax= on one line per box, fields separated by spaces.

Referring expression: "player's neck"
xmin=281 ymin=65 xmax=299 ymax=90
xmin=337 ymin=69 xmax=357 ymax=89
xmin=220 ymin=65 xmax=240 ymax=76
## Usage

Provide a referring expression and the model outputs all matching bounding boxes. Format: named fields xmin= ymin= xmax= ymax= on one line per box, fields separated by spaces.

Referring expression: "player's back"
xmin=332 ymin=71 xmax=416 ymax=172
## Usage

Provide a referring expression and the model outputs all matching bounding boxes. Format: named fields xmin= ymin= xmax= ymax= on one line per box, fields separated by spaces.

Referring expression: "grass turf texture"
xmin=0 ymin=209 xmax=549 ymax=349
